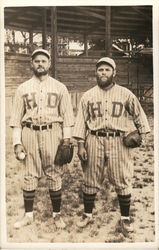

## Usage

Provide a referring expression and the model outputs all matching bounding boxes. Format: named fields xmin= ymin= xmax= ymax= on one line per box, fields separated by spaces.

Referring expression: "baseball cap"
xmin=31 ymin=48 xmax=51 ymax=59
xmin=96 ymin=57 xmax=116 ymax=70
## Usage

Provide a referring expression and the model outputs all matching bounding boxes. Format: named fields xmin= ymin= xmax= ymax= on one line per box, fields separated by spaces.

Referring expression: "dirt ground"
xmin=5 ymin=115 xmax=155 ymax=243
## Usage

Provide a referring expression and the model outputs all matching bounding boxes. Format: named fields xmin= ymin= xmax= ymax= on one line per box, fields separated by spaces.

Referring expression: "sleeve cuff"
xmin=63 ymin=127 xmax=72 ymax=139
xmin=13 ymin=127 xmax=22 ymax=146
xmin=138 ymin=128 xmax=151 ymax=134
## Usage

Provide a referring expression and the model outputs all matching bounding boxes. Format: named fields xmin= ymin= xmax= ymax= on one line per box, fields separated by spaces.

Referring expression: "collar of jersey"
xmin=33 ymin=74 xmax=50 ymax=83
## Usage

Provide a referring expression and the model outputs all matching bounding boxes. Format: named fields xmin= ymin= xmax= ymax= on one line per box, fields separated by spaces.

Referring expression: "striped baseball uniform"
xmin=73 ymin=83 xmax=150 ymax=195
xmin=10 ymin=75 xmax=74 ymax=191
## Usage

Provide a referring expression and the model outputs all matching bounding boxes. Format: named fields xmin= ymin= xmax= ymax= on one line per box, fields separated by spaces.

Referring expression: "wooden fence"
xmin=5 ymin=53 xmax=153 ymax=121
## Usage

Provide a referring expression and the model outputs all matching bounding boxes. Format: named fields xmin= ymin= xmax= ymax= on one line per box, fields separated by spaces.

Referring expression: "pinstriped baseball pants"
xmin=83 ymin=134 xmax=133 ymax=196
xmin=21 ymin=124 xmax=63 ymax=191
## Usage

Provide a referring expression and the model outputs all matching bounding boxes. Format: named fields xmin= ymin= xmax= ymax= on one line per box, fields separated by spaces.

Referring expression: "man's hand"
xmin=140 ymin=133 xmax=146 ymax=145
xmin=78 ymin=141 xmax=88 ymax=162
xmin=14 ymin=144 xmax=26 ymax=161
xmin=63 ymin=138 xmax=70 ymax=146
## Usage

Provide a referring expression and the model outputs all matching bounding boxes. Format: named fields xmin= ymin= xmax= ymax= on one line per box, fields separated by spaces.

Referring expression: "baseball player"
xmin=9 ymin=48 xmax=74 ymax=229
xmin=73 ymin=57 xmax=150 ymax=233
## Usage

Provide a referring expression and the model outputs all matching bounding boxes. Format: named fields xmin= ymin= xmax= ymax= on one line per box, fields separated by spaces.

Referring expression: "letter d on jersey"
xmin=47 ymin=93 xmax=58 ymax=108
xmin=112 ymin=102 xmax=123 ymax=117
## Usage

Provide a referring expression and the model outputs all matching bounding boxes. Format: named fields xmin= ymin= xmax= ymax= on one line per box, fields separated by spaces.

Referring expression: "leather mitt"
xmin=123 ymin=130 xmax=142 ymax=148
xmin=54 ymin=141 xmax=74 ymax=166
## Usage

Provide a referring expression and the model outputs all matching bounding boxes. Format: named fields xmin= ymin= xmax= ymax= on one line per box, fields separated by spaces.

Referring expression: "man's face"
xmin=96 ymin=63 xmax=116 ymax=89
xmin=31 ymin=54 xmax=51 ymax=77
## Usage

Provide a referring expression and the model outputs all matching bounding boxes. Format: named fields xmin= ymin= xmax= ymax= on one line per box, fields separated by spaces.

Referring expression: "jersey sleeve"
xmin=12 ymin=127 xmax=22 ymax=146
xmin=9 ymin=87 xmax=25 ymax=128
xmin=125 ymin=93 xmax=150 ymax=134
xmin=73 ymin=96 xmax=87 ymax=140
xmin=59 ymin=87 xmax=74 ymax=128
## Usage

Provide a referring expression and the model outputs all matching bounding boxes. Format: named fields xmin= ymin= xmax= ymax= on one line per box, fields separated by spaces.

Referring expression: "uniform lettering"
xmin=47 ymin=93 xmax=58 ymax=108
xmin=112 ymin=102 xmax=123 ymax=117
xmin=23 ymin=93 xmax=37 ymax=109
xmin=89 ymin=102 xmax=103 ymax=119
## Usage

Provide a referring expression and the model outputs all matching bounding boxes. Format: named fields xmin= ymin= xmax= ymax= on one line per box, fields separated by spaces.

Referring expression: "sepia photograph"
xmin=1 ymin=0 xmax=159 ymax=249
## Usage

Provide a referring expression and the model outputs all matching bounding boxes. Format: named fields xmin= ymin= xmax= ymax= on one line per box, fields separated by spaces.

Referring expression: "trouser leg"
xmin=106 ymin=136 xmax=133 ymax=196
xmin=83 ymin=134 xmax=105 ymax=194
xmin=40 ymin=125 xmax=63 ymax=191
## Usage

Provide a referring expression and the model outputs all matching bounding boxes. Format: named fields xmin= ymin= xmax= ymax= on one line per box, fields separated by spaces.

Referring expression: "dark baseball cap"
xmin=31 ymin=49 xmax=51 ymax=59
xmin=96 ymin=57 xmax=116 ymax=70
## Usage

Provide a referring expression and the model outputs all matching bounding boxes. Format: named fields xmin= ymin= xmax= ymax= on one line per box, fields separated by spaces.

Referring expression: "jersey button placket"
xmin=39 ymin=85 xmax=43 ymax=123
xmin=105 ymin=100 xmax=108 ymax=121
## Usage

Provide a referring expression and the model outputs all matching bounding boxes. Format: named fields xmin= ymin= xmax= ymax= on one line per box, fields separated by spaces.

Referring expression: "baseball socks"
xmin=77 ymin=192 xmax=96 ymax=228
xmin=118 ymin=194 xmax=131 ymax=218
xmin=23 ymin=189 xmax=35 ymax=213
xmin=49 ymin=189 xmax=61 ymax=213
xmin=83 ymin=192 xmax=96 ymax=214
xmin=118 ymin=194 xmax=134 ymax=232
xmin=49 ymin=189 xmax=66 ymax=229
xmin=14 ymin=190 xmax=35 ymax=229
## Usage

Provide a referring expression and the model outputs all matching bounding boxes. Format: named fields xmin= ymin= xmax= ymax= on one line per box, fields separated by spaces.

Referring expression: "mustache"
xmin=101 ymin=76 xmax=108 ymax=79
xmin=37 ymin=66 xmax=44 ymax=69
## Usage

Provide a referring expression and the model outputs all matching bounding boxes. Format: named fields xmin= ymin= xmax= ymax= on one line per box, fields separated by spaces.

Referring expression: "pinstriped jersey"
xmin=73 ymin=83 xmax=150 ymax=140
xmin=9 ymin=75 xmax=74 ymax=128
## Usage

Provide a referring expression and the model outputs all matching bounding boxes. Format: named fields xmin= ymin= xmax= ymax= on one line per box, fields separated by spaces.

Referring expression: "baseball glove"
xmin=54 ymin=141 xmax=74 ymax=166
xmin=123 ymin=130 xmax=142 ymax=148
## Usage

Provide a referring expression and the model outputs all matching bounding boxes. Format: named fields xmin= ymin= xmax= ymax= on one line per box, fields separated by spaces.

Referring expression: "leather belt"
xmin=90 ymin=130 xmax=121 ymax=137
xmin=25 ymin=122 xmax=53 ymax=131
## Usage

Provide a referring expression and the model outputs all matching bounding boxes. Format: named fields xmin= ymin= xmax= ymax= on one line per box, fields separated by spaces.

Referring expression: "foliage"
xmin=5 ymin=28 xmax=152 ymax=57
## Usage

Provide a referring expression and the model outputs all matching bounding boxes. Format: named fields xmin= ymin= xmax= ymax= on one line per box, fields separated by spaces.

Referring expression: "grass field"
xmin=5 ymin=116 xmax=155 ymax=243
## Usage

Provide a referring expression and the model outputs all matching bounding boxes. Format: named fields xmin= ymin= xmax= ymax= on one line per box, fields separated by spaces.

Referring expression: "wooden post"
xmin=29 ymin=31 xmax=33 ymax=53
xmin=105 ymin=7 xmax=111 ymax=56
xmin=137 ymin=56 xmax=140 ymax=99
xmin=51 ymin=7 xmax=57 ymax=78
xmin=42 ymin=8 xmax=47 ymax=49
xmin=84 ymin=34 xmax=88 ymax=56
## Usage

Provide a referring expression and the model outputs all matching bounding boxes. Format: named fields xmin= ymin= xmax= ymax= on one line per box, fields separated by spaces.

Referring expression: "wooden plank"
xmin=112 ymin=15 xmax=147 ymax=21
xmin=5 ymin=8 xmax=28 ymax=23
xmin=75 ymin=6 xmax=105 ymax=13
xmin=111 ymin=20 xmax=148 ymax=27
xmin=57 ymin=9 xmax=90 ymax=18
xmin=83 ymin=34 xmax=88 ymax=56
xmin=105 ymin=7 xmax=111 ymax=56
xmin=70 ymin=7 xmax=105 ymax=21
xmin=42 ymin=8 xmax=47 ymax=49
xmin=57 ymin=57 xmax=98 ymax=63
xmin=131 ymin=6 xmax=152 ymax=21
xmin=51 ymin=7 xmax=57 ymax=78
xmin=57 ymin=22 xmax=91 ymax=30
xmin=84 ymin=21 xmax=103 ymax=35
xmin=29 ymin=31 xmax=33 ymax=53
xmin=56 ymin=15 xmax=96 ymax=24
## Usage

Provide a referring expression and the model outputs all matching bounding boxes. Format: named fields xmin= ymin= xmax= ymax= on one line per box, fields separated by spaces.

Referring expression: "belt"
xmin=24 ymin=122 xmax=53 ymax=131
xmin=90 ymin=130 xmax=121 ymax=137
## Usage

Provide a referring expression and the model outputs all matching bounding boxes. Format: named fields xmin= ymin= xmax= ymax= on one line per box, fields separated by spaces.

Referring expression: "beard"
xmin=33 ymin=67 xmax=49 ymax=77
xmin=96 ymin=74 xmax=113 ymax=89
